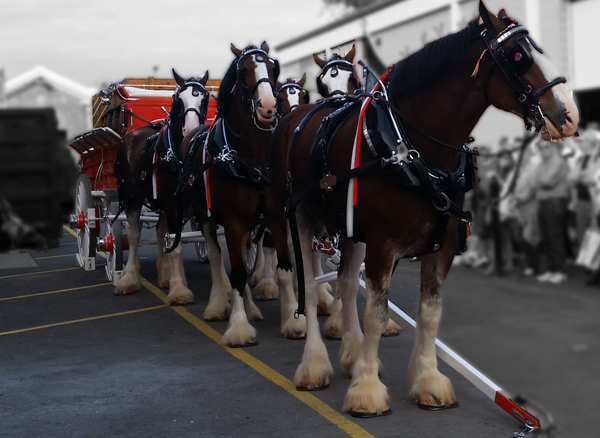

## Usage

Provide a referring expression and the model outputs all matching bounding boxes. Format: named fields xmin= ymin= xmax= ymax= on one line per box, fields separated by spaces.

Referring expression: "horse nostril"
xmin=257 ymin=100 xmax=263 ymax=108
xmin=266 ymin=109 xmax=273 ymax=115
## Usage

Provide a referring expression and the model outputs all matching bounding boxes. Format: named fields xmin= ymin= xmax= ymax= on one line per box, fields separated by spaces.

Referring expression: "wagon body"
xmin=70 ymin=77 xmax=219 ymax=191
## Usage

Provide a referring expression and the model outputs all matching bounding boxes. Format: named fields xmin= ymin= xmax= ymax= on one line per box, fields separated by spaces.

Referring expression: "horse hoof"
xmin=228 ymin=340 xmax=258 ymax=348
xmin=349 ymin=409 xmax=392 ymax=418
xmin=417 ymin=399 xmax=459 ymax=411
xmin=296 ymin=383 xmax=330 ymax=392
xmin=286 ymin=331 xmax=306 ymax=340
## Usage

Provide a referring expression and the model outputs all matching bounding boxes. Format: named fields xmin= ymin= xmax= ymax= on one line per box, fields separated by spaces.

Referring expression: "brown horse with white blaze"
xmin=182 ymin=42 xmax=308 ymax=346
xmin=268 ymin=1 xmax=578 ymax=416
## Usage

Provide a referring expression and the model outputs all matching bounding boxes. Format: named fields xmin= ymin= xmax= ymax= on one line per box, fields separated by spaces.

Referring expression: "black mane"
xmin=216 ymin=58 xmax=238 ymax=118
xmin=389 ymin=20 xmax=483 ymax=98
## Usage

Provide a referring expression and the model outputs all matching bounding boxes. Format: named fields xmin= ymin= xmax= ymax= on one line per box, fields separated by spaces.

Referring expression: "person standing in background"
xmin=532 ymin=141 xmax=571 ymax=284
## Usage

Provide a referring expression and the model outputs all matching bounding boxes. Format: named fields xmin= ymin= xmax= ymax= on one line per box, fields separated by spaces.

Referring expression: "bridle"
xmin=276 ymin=82 xmax=306 ymax=116
xmin=317 ymin=57 xmax=360 ymax=97
xmin=234 ymin=47 xmax=280 ymax=130
xmin=174 ymin=80 xmax=210 ymax=124
xmin=478 ymin=22 xmax=566 ymax=136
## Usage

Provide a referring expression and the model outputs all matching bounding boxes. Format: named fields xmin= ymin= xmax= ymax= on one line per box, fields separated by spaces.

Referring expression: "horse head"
xmin=230 ymin=41 xmax=280 ymax=125
xmin=313 ymin=44 xmax=361 ymax=98
xmin=276 ymin=73 xmax=310 ymax=117
xmin=478 ymin=1 xmax=578 ymax=141
xmin=172 ymin=69 xmax=210 ymax=137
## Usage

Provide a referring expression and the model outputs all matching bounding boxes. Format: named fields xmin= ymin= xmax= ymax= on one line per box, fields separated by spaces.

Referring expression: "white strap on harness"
xmin=152 ymin=152 xmax=158 ymax=199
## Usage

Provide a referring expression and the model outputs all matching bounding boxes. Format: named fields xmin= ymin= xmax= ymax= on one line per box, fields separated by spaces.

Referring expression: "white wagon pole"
xmin=314 ymin=267 xmax=544 ymax=437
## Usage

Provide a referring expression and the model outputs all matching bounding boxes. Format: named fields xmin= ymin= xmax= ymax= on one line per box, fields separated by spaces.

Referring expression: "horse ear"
xmin=272 ymin=59 xmax=280 ymax=82
xmin=343 ymin=44 xmax=356 ymax=62
xmin=231 ymin=43 xmax=243 ymax=58
xmin=172 ymin=68 xmax=185 ymax=87
xmin=497 ymin=8 xmax=511 ymax=22
xmin=198 ymin=71 xmax=209 ymax=86
xmin=313 ymin=53 xmax=326 ymax=69
xmin=479 ymin=1 xmax=494 ymax=28
xmin=261 ymin=41 xmax=270 ymax=54
xmin=298 ymin=73 xmax=306 ymax=88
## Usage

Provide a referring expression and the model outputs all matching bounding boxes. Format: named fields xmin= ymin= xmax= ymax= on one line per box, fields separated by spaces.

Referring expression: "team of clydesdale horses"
xmin=115 ymin=1 xmax=579 ymax=417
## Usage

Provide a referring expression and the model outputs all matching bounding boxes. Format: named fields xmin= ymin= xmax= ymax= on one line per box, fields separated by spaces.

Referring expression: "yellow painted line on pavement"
xmin=0 ymin=283 xmax=111 ymax=301
xmin=140 ymin=278 xmax=375 ymax=438
xmin=65 ymin=221 xmax=373 ymax=436
xmin=0 ymin=304 xmax=167 ymax=337
xmin=63 ymin=225 xmax=77 ymax=238
xmin=0 ymin=266 xmax=80 ymax=280
xmin=35 ymin=253 xmax=77 ymax=260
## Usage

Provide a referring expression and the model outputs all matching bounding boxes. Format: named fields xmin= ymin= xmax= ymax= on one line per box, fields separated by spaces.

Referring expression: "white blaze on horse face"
xmin=321 ymin=68 xmax=352 ymax=96
xmin=252 ymin=55 xmax=277 ymax=123
xmin=178 ymin=86 xmax=204 ymax=136
xmin=285 ymin=89 xmax=300 ymax=111
xmin=531 ymin=49 xmax=579 ymax=139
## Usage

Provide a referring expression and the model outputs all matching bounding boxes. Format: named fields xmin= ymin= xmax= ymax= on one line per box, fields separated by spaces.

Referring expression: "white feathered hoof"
xmin=317 ymin=284 xmax=334 ymax=315
xmin=382 ymin=318 xmax=401 ymax=337
xmin=323 ymin=311 xmax=342 ymax=340
xmin=220 ymin=318 xmax=257 ymax=348
xmin=410 ymin=370 xmax=457 ymax=410
xmin=343 ymin=373 xmax=391 ymax=417
xmin=253 ymin=279 xmax=278 ymax=300
xmin=114 ymin=272 xmax=140 ymax=295
xmin=281 ymin=314 xmax=306 ymax=339
xmin=166 ymin=284 xmax=194 ymax=306
xmin=294 ymin=353 xmax=333 ymax=391
xmin=203 ymin=296 xmax=231 ymax=321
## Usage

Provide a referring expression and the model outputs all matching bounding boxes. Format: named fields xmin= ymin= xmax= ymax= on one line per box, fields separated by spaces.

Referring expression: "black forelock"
xmin=389 ymin=19 xmax=483 ymax=99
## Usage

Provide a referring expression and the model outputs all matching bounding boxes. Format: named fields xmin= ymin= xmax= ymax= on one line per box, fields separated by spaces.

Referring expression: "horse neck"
xmin=391 ymin=48 xmax=490 ymax=171
xmin=225 ymin=91 xmax=272 ymax=163
xmin=170 ymin=115 xmax=184 ymax=147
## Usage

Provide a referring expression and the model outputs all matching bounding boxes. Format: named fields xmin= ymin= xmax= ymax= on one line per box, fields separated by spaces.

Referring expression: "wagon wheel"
xmin=104 ymin=220 xmax=124 ymax=285
xmin=75 ymin=174 xmax=97 ymax=269
xmin=243 ymin=226 xmax=261 ymax=276
xmin=190 ymin=217 xmax=208 ymax=263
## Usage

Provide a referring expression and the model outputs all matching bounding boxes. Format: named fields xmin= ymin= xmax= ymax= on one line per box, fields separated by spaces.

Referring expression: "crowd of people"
xmin=457 ymin=124 xmax=600 ymax=285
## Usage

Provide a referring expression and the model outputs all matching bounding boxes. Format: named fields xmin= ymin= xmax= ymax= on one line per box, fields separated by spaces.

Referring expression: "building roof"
xmin=4 ymin=66 xmax=96 ymax=103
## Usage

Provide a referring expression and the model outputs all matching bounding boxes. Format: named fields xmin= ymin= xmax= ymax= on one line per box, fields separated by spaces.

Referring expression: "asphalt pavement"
xmin=2 ymin=227 xmax=596 ymax=437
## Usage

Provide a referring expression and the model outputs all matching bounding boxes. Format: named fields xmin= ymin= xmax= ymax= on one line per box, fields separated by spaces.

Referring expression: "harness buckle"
xmin=406 ymin=149 xmax=420 ymax=161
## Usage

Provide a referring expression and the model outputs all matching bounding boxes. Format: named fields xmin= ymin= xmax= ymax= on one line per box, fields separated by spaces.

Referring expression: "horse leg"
xmin=409 ymin=246 xmax=457 ymax=409
xmin=156 ymin=212 xmax=173 ymax=289
xmin=293 ymin=212 xmax=332 ymax=390
xmin=163 ymin=212 xmax=193 ymax=306
xmin=253 ymin=232 xmax=279 ymax=300
xmin=220 ymin=222 xmax=259 ymax=347
xmin=337 ymin=239 xmax=366 ymax=375
xmin=248 ymin=235 xmax=265 ymax=288
xmin=315 ymin=254 xmax=334 ymax=316
xmin=203 ymin=222 xmax=233 ymax=321
xmin=343 ymin=246 xmax=391 ymax=416
xmin=115 ymin=202 xmax=142 ymax=294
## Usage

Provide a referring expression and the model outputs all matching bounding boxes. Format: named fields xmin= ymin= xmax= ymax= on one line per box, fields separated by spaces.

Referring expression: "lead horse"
xmin=268 ymin=2 xmax=579 ymax=416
